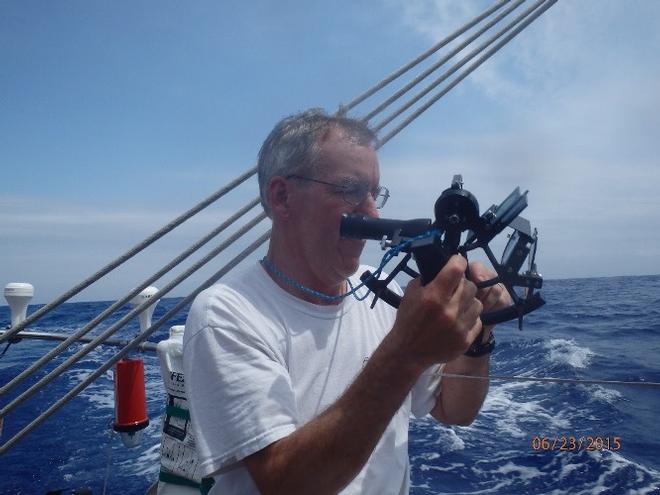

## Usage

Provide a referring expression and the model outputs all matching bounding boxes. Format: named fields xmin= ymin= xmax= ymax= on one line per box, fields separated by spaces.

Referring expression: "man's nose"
xmin=354 ymin=194 xmax=379 ymax=218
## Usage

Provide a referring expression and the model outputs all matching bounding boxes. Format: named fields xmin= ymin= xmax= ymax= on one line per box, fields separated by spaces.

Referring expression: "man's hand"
xmin=391 ymin=255 xmax=483 ymax=370
xmin=467 ymin=261 xmax=511 ymax=334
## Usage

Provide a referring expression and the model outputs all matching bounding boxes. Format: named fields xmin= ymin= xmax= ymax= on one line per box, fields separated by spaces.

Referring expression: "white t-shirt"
xmin=183 ymin=262 xmax=442 ymax=494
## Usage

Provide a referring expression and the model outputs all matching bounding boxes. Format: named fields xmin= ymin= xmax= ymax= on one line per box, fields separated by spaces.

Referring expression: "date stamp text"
xmin=531 ymin=435 xmax=621 ymax=452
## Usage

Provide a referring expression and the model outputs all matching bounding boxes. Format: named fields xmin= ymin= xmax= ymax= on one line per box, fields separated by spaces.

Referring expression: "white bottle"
xmin=156 ymin=325 xmax=201 ymax=494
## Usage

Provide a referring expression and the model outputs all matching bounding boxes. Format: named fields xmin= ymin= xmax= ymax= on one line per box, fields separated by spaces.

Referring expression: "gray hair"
xmin=257 ymin=108 xmax=377 ymax=216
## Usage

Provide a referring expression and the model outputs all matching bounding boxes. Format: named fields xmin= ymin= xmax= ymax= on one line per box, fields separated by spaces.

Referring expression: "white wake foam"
xmin=546 ymin=338 xmax=595 ymax=369
xmin=480 ymin=381 xmax=571 ymax=438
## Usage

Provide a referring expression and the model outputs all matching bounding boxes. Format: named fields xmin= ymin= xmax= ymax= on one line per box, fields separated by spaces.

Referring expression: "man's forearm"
xmin=435 ymin=260 xmax=508 ymax=426
xmin=245 ymin=330 xmax=424 ymax=495
xmin=432 ymin=347 xmax=490 ymax=426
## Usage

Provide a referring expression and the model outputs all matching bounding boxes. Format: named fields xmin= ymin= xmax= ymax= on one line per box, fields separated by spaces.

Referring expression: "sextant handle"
xmin=360 ymin=271 xmax=402 ymax=308
xmin=481 ymin=292 xmax=545 ymax=326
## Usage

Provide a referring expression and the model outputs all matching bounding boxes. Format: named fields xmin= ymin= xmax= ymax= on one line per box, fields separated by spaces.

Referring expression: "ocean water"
xmin=1 ymin=275 xmax=659 ymax=494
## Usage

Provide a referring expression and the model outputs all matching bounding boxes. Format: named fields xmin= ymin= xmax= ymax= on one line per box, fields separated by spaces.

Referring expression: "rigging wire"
xmin=0 ymin=231 xmax=271 ymax=456
xmin=338 ymin=0 xmax=513 ymax=114
xmin=375 ymin=0 xmax=557 ymax=142
xmin=362 ymin=0 xmax=526 ymax=124
xmin=372 ymin=0 xmax=543 ymax=131
xmin=0 ymin=198 xmax=261 ymax=397
xmin=0 ymin=167 xmax=257 ymax=345
xmin=0 ymin=330 xmax=158 ymax=353
xmin=0 ymin=213 xmax=267 ymax=420
xmin=439 ymin=373 xmax=660 ymax=389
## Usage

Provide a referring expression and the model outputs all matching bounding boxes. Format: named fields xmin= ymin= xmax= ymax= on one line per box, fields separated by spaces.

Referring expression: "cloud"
xmin=390 ymin=1 xmax=660 ymax=104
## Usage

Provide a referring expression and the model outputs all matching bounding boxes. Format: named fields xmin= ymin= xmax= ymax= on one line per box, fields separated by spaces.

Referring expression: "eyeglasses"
xmin=287 ymin=175 xmax=390 ymax=209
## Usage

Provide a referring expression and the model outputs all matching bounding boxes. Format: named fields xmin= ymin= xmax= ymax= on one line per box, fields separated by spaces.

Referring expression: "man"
xmin=183 ymin=109 xmax=508 ymax=494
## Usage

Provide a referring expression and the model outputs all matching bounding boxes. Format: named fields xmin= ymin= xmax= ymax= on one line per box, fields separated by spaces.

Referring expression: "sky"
xmin=1 ymin=0 xmax=659 ymax=304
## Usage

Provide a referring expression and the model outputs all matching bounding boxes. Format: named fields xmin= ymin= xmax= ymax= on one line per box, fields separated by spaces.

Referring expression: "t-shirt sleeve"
xmin=183 ymin=289 xmax=298 ymax=476
xmin=410 ymin=363 xmax=444 ymax=418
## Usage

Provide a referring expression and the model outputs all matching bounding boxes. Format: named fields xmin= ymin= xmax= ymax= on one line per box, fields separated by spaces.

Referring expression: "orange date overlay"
xmin=531 ymin=435 xmax=621 ymax=452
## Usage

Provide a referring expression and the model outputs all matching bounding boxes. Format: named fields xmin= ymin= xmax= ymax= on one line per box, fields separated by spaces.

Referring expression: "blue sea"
xmin=1 ymin=275 xmax=660 ymax=494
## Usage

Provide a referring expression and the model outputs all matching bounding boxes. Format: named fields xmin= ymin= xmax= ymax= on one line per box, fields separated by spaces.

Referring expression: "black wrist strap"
xmin=464 ymin=330 xmax=495 ymax=357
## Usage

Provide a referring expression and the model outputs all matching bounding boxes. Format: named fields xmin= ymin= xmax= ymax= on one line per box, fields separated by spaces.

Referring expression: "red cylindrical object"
xmin=113 ymin=358 xmax=149 ymax=433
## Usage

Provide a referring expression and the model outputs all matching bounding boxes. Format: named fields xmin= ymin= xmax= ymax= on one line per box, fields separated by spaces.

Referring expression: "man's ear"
xmin=267 ymin=176 xmax=291 ymax=218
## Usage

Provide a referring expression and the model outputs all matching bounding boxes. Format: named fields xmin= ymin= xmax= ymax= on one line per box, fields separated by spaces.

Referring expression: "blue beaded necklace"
xmin=260 ymin=229 xmax=438 ymax=305
xmin=260 ymin=257 xmax=366 ymax=302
